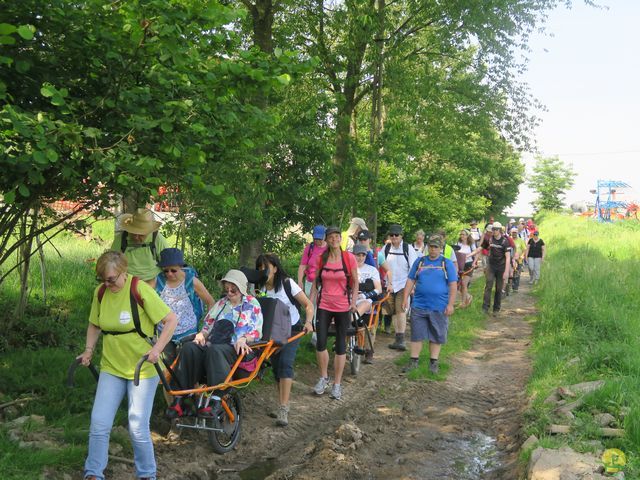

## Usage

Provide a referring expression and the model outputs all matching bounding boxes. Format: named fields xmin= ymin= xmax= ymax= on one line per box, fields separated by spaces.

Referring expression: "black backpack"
xmin=120 ymin=230 xmax=160 ymax=262
xmin=384 ymin=241 xmax=410 ymax=267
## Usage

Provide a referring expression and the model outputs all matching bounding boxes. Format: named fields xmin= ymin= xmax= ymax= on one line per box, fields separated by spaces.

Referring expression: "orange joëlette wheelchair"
xmin=67 ymin=296 xmax=305 ymax=454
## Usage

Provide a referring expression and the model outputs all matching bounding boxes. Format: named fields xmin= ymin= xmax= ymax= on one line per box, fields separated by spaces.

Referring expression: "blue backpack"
xmin=155 ymin=266 xmax=205 ymax=324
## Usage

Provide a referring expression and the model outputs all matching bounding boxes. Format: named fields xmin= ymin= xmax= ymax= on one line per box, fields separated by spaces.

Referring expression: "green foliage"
xmin=526 ymin=213 xmax=640 ymax=475
xmin=528 ymin=156 xmax=576 ymax=212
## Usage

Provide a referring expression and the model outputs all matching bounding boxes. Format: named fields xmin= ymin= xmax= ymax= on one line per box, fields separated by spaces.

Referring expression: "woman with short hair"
xmin=79 ymin=251 xmax=177 ymax=480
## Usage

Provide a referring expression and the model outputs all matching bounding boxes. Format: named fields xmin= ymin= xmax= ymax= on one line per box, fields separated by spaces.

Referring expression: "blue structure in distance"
xmin=593 ymin=180 xmax=630 ymax=222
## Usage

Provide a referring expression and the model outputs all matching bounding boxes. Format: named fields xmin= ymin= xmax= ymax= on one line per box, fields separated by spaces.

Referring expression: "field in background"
xmin=525 ymin=212 xmax=640 ymax=474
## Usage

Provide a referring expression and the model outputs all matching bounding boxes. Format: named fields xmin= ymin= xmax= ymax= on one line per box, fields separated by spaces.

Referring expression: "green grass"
xmin=525 ymin=212 xmax=640 ymax=476
xmin=396 ymin=278 xmax=488 ymax=380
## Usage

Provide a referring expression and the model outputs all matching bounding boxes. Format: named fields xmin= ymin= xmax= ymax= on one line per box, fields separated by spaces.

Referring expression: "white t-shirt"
xmin=380 ymin=242 xmax=418 ymax=293
xmin=265 ymin=278 xmax=302 ymax=326
xmin=358 ymin=263 xmax=381 ymax=285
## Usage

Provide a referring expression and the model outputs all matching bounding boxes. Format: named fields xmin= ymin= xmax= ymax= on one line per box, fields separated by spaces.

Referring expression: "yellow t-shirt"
xmin=89 ymin=275 xmax=171 ymax=379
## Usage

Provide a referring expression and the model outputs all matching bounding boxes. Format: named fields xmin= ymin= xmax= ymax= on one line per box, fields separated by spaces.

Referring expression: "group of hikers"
xmin=79 ymin=209 xmax=545 ymax=480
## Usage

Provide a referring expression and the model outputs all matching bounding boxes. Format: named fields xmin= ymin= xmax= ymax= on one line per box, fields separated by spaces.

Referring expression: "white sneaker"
xmin=313 ymin=377 xmax=330 ymax=395
xmin=329 ymin=383 xmax=342 ymax=400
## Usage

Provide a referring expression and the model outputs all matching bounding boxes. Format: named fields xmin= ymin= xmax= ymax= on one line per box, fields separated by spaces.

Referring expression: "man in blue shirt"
xmin=401 ymin=234 xmax=457 ymax=374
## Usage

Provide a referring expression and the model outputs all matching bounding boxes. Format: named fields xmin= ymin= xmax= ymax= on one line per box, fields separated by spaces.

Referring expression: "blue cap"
xmin=312 ymin=225 xmax=326 ymax=240
xmin=158 ymin=248 xmax=186 ymax=268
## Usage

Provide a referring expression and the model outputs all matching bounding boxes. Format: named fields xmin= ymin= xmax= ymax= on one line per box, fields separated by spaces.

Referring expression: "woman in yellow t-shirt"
xmin=78 ymin=251 xmax=177 ymax=480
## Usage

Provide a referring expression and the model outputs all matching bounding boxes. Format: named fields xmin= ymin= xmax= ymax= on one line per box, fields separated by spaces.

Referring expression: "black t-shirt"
xmin=527 ymin=238 xmax=545 ymax=258
xmin=481 ymin=235 xmax=510 ymax=269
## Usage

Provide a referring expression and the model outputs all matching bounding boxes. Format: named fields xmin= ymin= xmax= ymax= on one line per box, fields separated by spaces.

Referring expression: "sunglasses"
xmin=163 ymin=268 xmax=179 ymax=274
xmin=96 ymin=272 xmax=122 ymax=285
xmin=390 ymin=233 xmax=401 ymax=237
xmin=224 ymin=286 xmax=239 ymax=294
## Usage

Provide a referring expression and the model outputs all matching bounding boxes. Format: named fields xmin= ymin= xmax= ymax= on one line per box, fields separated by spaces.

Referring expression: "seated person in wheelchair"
xmin=353 ymin=244 xmax=382 ymax=363
xmin=167 ymin=269 xmax=263 ymax=418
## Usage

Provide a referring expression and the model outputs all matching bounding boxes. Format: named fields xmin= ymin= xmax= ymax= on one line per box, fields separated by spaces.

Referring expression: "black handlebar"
xmin=134 ymin=354 xmax=172 ymax=390
xmin=66 ymin=357 xmax=99 ymax=387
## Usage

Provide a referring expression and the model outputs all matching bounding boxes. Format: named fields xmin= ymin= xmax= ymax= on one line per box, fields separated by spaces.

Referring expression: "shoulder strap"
xmin=120 ymin=231 xmax=128 ymax=253
xmin=441 ymin=256 xmax=448 ymax=282
xmin=283 ymin=278 xmax=301 ymax=309
xmin=307 ymin=242 xmax=315 ymax=261
xmin=97 ymin=284 xmax=107 ymax=303
xmin=341 ymin=250 xmax=353 ymax=297
xmin=384 ymin=243 xmax=391 ymax=258
xmin=150 ymin=231 xmax=159 ymax=262
xmin=402 ymin=242 xmax=409 ymax=265
xmin=129 ymin=277 xmax=148 ymax=340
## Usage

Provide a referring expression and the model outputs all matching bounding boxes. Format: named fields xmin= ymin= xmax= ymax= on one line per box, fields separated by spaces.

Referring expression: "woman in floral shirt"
xmin=167 ymin=269 xmax=262 ymax=418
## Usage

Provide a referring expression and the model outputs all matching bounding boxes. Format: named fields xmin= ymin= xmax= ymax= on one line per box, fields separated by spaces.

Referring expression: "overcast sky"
xmin=507 ymin=0 xmax=640 ymax=216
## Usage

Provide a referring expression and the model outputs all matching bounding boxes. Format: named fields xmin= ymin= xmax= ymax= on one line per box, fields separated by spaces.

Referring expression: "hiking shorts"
xmin=410 ymin=307 xmax=448 ymax=344
xmin=382 ymin=289 xmax=404 ymax=316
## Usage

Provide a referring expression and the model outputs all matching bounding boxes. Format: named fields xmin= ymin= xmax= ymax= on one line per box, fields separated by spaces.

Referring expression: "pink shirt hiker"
xmin=318 ymin=254 xmax=357 ymax=312
xmin=301 ymin=243 xmax=328 ymax=282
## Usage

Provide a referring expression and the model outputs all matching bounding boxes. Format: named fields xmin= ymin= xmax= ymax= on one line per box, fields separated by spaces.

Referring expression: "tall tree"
xmin=528 ymin=156 xmax=576 ymax=212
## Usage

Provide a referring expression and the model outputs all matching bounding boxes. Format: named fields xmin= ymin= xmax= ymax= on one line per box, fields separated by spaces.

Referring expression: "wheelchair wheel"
xmin=208 ymin=391 xmax=243 ymax=454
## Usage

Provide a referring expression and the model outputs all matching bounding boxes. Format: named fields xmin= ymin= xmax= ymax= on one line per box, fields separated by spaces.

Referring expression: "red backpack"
xmin=97 ymin=276 xmax=151 ymax=341
xmin=316 ymin=250 xmax=354 ymax=301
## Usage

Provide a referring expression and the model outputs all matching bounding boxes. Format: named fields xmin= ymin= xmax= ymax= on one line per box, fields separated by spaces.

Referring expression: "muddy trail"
xmin=108 ymin=279 xmax=536 ymax=480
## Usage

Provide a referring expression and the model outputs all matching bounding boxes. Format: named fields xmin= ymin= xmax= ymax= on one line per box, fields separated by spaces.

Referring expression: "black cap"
xmin=357 ymin=229 xmax=371 ymax=240
xmin=325 ymin=225 xmax=341 ymax=236
xmin=388 ymin=224 xmax=403 ymax=235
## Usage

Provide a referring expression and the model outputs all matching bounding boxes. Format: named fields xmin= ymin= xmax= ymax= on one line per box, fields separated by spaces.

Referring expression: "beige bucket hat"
xmin=346 ymin=217 xmax=367 ymax=236
xmin=120 ymin=208 xmax=161 ymax=236
xmin=221 ymin=269 xmax=248 ymax=296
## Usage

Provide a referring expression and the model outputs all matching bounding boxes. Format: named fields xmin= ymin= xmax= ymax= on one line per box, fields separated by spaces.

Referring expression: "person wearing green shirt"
xmin=111 ymin=208 xmax=169 ymax=282
xmin=79 ymin=250 xmax=177 ymax=480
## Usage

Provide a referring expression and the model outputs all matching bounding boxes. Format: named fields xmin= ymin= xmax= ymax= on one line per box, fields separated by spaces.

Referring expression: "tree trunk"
xmin=238 ymin=0 xmax=274 ymax=267
xmin=367 ymin=0 xmax=386 ymax=243
xmin=14 ymin=210 xmax=37 ymax=323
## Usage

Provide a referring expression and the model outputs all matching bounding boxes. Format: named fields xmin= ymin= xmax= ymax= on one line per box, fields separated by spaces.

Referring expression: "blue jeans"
xmin=84 ymin=372 xmax=158 ymax=480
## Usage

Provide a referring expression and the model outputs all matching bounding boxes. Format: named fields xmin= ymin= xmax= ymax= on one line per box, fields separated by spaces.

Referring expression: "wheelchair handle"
xmin=66 ymin=357 xmax=99 ymax=387
xmin=134 ymin=354 xmax=172 ymax=390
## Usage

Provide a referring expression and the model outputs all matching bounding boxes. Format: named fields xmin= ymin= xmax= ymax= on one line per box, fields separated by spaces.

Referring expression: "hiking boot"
xmin=482 ymin=307 xmax=489 ymax=315
xmin=388 ymin=333 xmax=406 ymax=351
xmin=429 ymin=359 xmax=439 ymax=374
xmin=329 ymin=383 xmax=342 ymax=400
xmin=165 ymin=398 xmax=185 ymax=419
xmin=275 ymin=405 xmax=289 ymax=427
xmin=364 ymin=350 xmax=374 ymax=364
xmin=313 ymin=377 xmax=330 ymax=395
xmin=492 ymin=310 xmax=500 ymax=317
xmin=383 ymin=326 xmax=391 ymax=335
xmin=402 ymin=359 xmax=419 ymax=373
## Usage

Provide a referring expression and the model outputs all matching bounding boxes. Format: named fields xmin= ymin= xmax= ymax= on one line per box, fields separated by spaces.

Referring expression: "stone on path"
xmin=528 ymin=446 xmax=607 ymax=480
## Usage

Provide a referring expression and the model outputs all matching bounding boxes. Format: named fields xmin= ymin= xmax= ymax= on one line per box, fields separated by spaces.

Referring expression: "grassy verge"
xmin=523 ymin=212 xmax=640 ymax=475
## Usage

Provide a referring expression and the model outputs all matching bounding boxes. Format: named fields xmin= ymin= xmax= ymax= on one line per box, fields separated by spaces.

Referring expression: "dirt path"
xmin=108 ymin=279 xmax=536 ymax=480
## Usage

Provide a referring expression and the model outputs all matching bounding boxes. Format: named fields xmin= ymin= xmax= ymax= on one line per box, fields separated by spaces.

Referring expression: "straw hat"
xmin=120 ymin=209 xmax=161 ymax=236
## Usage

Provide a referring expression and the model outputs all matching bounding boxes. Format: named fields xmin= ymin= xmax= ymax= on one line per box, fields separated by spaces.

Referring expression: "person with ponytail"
xmin=310 ymin=226 xmax=358 ymax=401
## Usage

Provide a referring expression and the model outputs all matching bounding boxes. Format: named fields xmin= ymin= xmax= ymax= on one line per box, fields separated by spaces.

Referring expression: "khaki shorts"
xmin=382 ymin=289 xmax=404 ymax=316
